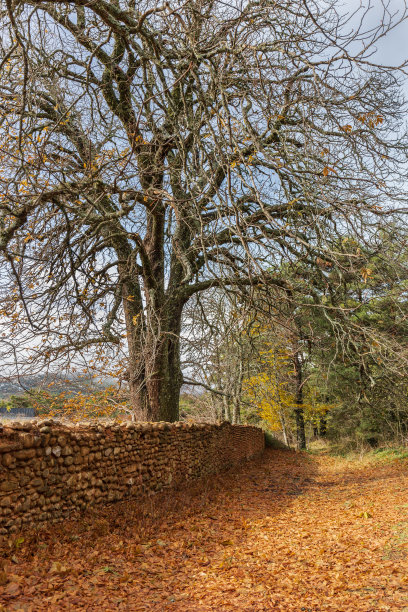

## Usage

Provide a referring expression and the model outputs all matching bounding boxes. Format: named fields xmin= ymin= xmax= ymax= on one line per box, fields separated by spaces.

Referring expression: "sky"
xmin=341 ymin=0 xmax=408 ymax=78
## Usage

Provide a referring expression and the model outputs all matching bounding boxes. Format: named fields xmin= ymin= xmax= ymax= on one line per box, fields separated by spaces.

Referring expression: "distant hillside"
xmin=0 ymin=374 xmax=107 ymax=399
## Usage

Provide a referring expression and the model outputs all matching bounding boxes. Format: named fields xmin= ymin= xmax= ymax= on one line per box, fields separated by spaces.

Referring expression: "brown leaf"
xmin=4 ymin=581 xmax=20 ymax=597
xmin=49 ymin=561 xmax=69 ymax=575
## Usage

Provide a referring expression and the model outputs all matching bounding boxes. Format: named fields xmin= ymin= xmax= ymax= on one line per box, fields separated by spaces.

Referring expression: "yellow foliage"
xmin=243 ymin=348 xmax=293 ymax=431
xmin=243 ymin=345 xmax=332 ymax=431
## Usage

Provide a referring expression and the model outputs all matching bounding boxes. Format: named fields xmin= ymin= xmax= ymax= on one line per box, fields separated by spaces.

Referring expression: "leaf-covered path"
xmin=1 ymin=449 xmax=408 ymax=611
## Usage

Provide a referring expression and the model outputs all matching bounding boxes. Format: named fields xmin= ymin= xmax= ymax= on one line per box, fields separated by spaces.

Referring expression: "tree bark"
xmin=222 ymin=396 xmax=232 ymax=422
xmin=126 ymin=333 xmax=183 ymax=422
xmin=319 ymin=415 xmax=327 ymax=437
xmin=145 ymin=335 xmax=183 ymax=422
xmin=117 ymin=264 xmax=150 ymax=420
xmin=230 ymin=356 xmax=244 ymax=424
xmin=143 ymin=298 xmax=184 ymax=422
xmin=122 ymin=268 xmax=184 ymax=421
xmin=295 ymin=407 xmax=306 ymax=450
xmin=232 ymin=397 xmax=241 ymax=424
xmin=279 ymin=411 xmax=289 ymax=446
xmin=293 ymin=349 xmax=306 ymax=450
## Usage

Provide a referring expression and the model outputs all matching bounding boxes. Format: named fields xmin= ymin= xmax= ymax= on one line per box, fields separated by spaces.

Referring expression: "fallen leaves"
xmin=4 ymin=582 xmax=20 ymax=598
xmin=49 ymin=562 xmax=70 ymax=576
xmin=358 ymin=511 xmax=372 ymax=519
xmin=220 ymin=539 xmax=234 ymax=547
xmin=1 ymin=450 xmax=408 ymax=610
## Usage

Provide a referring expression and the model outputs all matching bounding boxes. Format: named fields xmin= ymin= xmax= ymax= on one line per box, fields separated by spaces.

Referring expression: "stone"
xmin=0 ymin=421 xmax=264 ymax=534
xmin=9 ymin=422 xmax=23 ymax=430
xmin=22 ymin=434 xmax=35 ymax=448
xmin=2 ymin=454 xmax=14 ymax=467
xmin=0 ymin=480 xmax=18 ymax=492
xmin=15 ymin=449 xmax=36 ymax=460
xmin=0 ymin=496 xmax=11 ymax=507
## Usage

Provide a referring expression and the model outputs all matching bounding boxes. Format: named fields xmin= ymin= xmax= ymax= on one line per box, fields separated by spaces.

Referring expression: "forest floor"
xmin=1 ymin=447 xmax=408 ymax=611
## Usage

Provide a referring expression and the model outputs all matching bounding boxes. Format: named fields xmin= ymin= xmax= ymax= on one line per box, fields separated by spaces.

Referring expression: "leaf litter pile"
xmin=1 ymin=448 xmax=408 ymax=611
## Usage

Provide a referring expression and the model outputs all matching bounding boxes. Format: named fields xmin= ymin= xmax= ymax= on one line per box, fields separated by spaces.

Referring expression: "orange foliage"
xmin=1 ymin=450 xmax=408 ymax=610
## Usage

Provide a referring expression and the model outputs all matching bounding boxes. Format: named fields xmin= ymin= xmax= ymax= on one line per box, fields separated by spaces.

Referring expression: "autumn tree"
xmin=0 ymin=0 xmax=408 ymax=421
xmin=192 ymin=230 xmax=408 ymax=447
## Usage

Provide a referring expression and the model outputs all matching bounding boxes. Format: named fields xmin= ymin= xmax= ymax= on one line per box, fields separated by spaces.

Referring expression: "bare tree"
xmin=0 ymin=0 xmax=407 ymax=420
xmin=183 ymin=289 xmax=259 ymax=423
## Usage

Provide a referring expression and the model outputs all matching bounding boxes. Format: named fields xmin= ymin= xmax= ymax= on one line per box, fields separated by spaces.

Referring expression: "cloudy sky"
xmin=342 ymin=0 xmax=408 ymax=71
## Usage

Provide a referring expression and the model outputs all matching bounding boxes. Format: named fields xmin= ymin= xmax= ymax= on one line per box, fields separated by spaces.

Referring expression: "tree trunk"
xmin=222 ymin=396 xmax=232 ymax=422
xmin=294 ymin=408 xmax=306 ymax=450
xmin=231 ymin=356 xmax=244 ymax=424
xmin=124 ymin=300 xmax=149 ymax=420
xmin=232 ymin=397 xmax=241 ymax=424
xmin=121 ymin=276 xmax=150 ymax=420
xmin=319 ymin=415 xmax=327 ymax=437
xmin=293 ymin=349 xmax=306 ymax=450
xmin=279 ymin=411 xmax=289 ymax=446
xmin=145 ymin=338 xmax=183 ymax=422
xmin=144 ymin=301 xmax=184 ymax=422
xmin=125 ymin=288 xmax=183 ymax=422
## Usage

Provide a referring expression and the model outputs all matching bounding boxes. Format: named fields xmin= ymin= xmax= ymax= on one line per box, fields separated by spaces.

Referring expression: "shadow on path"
xmin=0 ymin=450 xmax=320 ymax=611
xmin=5 ymin=451 xmax=408 ymax=611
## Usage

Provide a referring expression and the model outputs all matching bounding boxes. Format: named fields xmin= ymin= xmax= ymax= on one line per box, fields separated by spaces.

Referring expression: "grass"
xmin=307 ymin=437 xmax=408 ymax=463
xmin=371 ymin=446 xmax=408 ymax=461
xmin=264 ymin=431 xmax=290 ymax=450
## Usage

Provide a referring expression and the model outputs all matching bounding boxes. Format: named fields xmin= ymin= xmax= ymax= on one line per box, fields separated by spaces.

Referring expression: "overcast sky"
xmin=341 ymin=0 xmax=408 ymax=75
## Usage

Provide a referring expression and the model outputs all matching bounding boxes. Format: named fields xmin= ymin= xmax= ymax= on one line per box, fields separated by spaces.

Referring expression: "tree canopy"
xmin=0 ymin=0 xmax=407 ymax=420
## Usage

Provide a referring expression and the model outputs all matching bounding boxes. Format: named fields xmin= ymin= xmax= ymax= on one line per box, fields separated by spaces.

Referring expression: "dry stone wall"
xmin=0 ymin=420 xmax=264 ymax=534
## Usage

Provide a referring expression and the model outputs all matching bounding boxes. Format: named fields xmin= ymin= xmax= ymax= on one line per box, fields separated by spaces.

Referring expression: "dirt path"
xmin=1 ymin=449 xmax=408 ymax=611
